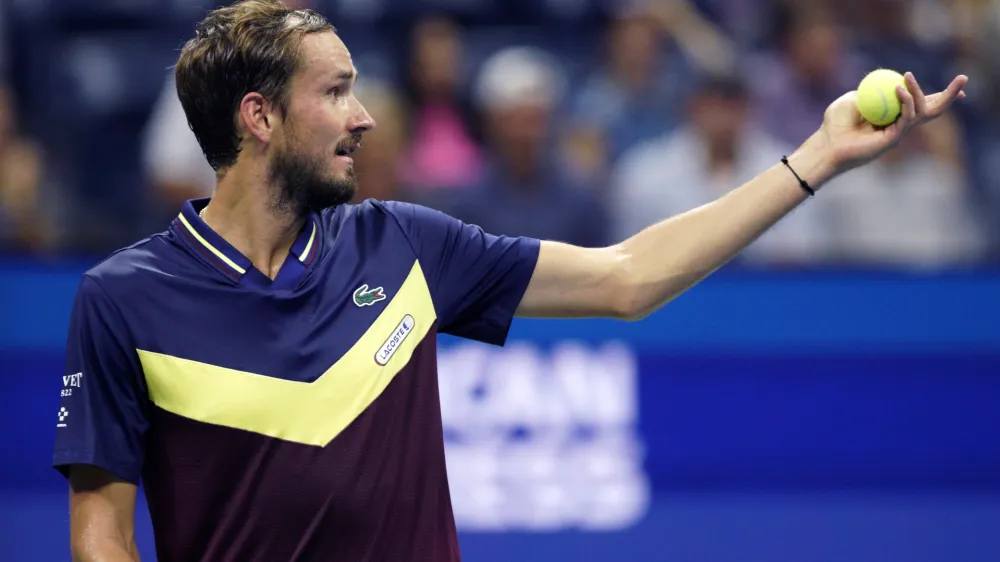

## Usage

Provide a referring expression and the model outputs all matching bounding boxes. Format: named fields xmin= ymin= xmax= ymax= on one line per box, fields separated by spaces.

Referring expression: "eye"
xmin=328 ymin=86 xmax=342 ymax=98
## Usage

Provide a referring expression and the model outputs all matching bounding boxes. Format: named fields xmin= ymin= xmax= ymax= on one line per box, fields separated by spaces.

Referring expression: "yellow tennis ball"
xmin=856 ymin=69 xmax=908 ymax=127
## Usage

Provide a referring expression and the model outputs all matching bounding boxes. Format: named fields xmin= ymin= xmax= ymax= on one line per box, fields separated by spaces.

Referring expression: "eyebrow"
xmin=334 ymin=70 xmax=357 ymax=83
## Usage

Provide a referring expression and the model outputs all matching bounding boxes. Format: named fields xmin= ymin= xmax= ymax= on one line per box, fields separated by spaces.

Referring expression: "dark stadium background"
xmin=2 ymin=0 xmax=999 ymax=560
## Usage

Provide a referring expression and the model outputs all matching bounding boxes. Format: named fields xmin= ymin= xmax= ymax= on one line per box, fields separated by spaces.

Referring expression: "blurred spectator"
xmin=649 ymin=0 xmax=738 ymax=75
xmin=611 ymin=73 xmax=829 ymax=266
xmin=398 ymin=16 xmax=484 ymax=193
xmin=0 ymin=86 xmax=56 ymax=254
xmin=561 ymin=10 xmax=691 ymax=184
xmin=4 ymin=0 xmax=997 ymax=266
xmin=434 ymin=46 xmax=609 ymax=248
xmin=847 ymin=0 xmax=950 ymax=91
xmin=745 ymin=4 xmax=866 ymax=146
xmin=946 ymin=0 xmax=1000 ymax=256
xmin=949 ymin=0 xmax=1000 ymax=112
xmin=351 ymin=79 xmax=412 ymax=203
xmin=822 ymin=119 xmax=985 ymax=268
xmin=142 ymin=74 xmax=217 ymax=215
xmin=690 ymin=0 xmax=782 ymax=51
xmin=561 ymin=1 xmax=739 ymax=186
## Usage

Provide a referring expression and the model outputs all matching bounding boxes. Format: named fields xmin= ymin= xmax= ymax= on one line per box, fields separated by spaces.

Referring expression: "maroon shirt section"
xmin=142 ymin=331 xmax=460 ymax=562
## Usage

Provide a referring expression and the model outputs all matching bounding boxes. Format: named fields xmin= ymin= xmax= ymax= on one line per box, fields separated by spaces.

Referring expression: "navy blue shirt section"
xmin=52 ymin=199 xmax=540 ymax=485
xmin=53 ymin=274 xmax=149 ymax=484
xmin=380 ymin=201 xmax=540 ymax=345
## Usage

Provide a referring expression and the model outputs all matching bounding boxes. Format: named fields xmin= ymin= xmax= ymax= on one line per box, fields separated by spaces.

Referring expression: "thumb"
xmin=825 ymin=91 xmax=864 ymax=127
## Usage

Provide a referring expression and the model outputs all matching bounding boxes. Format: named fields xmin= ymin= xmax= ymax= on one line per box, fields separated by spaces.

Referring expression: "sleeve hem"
xmin=52 ymin=451 xmax=142 ymax=485
xmin=479 ymin=236 xmax=542 ymax=347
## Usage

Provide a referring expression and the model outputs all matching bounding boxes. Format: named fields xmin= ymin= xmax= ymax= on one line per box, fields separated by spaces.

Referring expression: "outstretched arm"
xmin=516 ymin=73 xmax=969 ymax=320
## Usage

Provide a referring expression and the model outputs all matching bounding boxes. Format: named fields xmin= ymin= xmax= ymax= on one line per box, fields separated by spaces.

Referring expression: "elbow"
xmin=70 ymin=534 xmax=99 ymax=562
xmin=70 ymin=538 xmax=139 ymax=562
xmin=614 ymin=291 xmax=664 ymax=322
xmin=618 ymin=308 xmax=649 ymax=323
xmin=609 ymin=282 xmax=647 ymax=321
xmin=606 ymin=247 xmax=660 ymax=322
xmin=70 ymin=537 xmax=92 ymax=562
xmin=70 ymin=523 xmax=139 ymax=562
xmin=607 ymin=244 xmax=694 ymax=322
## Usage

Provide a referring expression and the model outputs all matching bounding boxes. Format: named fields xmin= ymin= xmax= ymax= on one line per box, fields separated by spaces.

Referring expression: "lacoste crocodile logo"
xmin=353 ymin=284 xmax=387 ymax=307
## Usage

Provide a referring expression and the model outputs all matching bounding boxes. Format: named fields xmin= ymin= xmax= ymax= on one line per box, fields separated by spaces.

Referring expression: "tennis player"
xmin=52 ymin=1 xmax=968 ymax=560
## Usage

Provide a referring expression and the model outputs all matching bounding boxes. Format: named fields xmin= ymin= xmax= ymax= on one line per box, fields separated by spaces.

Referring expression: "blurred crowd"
xmin=0 ymin=0 xmax=998 ymax=269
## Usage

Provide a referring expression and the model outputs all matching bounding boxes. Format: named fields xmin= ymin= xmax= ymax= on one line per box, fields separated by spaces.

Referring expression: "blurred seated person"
xmin=0 ymin=86 xmax=56 ymax=254
xmin=561 ymin=1 xmax=737 ymax=185
xmin=822 ymin=117 xmax=985 ymax=268
xmin=946 ymin=0 xmax=1000 ymax=258
xmin=688 ymin=0 xmax=782 ymax=51
xmin=746 ymin=4 xmax=866 ymax=146
xmin=561 ymin=9 xmax=692 ymax=183
xmin=611 ymin=73 xmax=830 ymax=266
xmin=142 ymin=74 xmax=217 ymax=215
xmin=431 ymin=46 xmax=609 ymax=248
xmin=398 ymin=16 xmax=484 ymax=193
xmin=142 ymin=0 xmax=317 ymax=218
xmin=847 ymin=0 xmax=950 ymax=91
xmin=350 ymin=79 xmax=413 ymax=203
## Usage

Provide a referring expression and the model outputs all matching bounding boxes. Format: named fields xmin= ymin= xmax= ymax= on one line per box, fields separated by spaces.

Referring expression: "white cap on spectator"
xmin=473 ymin=46 xmax=566 ymax=110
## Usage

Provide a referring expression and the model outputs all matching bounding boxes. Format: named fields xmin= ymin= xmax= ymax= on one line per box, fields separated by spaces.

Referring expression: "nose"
xmin=348 ymin=97 xmax=376 ymax=135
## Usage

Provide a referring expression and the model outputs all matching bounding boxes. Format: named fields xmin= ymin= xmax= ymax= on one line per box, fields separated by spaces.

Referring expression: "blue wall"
xmin=3 ymin=262 xmax=1000 ymax=561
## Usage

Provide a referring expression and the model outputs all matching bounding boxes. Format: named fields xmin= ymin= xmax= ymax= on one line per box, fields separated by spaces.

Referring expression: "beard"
xmin=267 ymin=139 xmax=358 ymax=216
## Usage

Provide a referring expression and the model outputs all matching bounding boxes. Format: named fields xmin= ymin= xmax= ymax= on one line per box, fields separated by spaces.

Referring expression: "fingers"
xmin=904 ymin=72 xmax=928 ymax=116
xmin=897 ymin=84 xmax=917 ymax=124
xmin=926 ymin=75 xmax=969 ymax=117
xmin=947 ymin=74 xmax=970 ymax=96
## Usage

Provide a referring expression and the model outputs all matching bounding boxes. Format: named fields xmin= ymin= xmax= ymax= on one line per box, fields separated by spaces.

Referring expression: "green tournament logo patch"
xmin=353 ymin=284 xmax=387 ymax=307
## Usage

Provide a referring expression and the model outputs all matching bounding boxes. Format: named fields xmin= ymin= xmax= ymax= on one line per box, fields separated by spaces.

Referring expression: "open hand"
xmin=818 ymin=73 xmax=968 ymax=175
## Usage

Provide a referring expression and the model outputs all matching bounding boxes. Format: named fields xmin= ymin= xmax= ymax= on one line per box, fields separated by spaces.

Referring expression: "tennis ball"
xmin=856 ymin=69 xmax=908 ymax=127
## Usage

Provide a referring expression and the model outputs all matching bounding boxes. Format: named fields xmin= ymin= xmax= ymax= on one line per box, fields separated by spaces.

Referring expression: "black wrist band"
xmin=781 ymin=156 xmax=815 ymax=197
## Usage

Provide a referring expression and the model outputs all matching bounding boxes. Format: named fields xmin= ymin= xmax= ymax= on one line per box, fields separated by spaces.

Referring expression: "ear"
xmin=238 ymin=92 xmax=281 ymax=144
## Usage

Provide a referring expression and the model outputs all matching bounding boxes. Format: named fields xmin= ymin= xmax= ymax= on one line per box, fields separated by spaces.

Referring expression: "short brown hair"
xmin=174 ymin=0 xmax=334 ymax=171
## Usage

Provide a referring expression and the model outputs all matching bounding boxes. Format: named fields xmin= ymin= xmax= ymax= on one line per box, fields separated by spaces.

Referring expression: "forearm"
xmin=616 ymin=134 xmax=835 ymax=318
xmin=72 ymin=538 xmax=140 ymax=562
xmin=521 ymin=72 xmax=965 ymax=320
xmin=70 ymin=485 xmax=141 ymax=562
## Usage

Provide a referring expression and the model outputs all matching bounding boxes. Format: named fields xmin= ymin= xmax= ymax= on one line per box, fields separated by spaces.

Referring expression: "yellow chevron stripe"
xmin=138 ymin=260 xmax=435 ymax=447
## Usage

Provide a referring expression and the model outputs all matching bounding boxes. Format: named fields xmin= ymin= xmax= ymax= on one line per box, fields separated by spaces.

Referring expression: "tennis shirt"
xmin=52 ymin=198 xmax=541 ymax=561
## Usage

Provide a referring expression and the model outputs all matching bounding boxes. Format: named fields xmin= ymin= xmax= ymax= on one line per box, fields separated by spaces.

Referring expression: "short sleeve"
xmin=382 ymin=201 xmax=540 ymax=345
xmin=52 ymin=275 xmax=149 ymax=484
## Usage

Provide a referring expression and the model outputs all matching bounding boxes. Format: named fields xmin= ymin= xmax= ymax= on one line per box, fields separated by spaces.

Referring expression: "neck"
xmin=201 ymin=164 xmax=306 ymax=280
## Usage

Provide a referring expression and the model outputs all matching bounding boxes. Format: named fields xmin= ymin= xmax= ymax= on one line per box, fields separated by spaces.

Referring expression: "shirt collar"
xmin=171 ymin=198 xmax=322 ymax=283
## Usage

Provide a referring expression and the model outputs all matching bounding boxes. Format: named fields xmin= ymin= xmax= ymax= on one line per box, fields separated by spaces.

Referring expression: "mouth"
xmin=335 ymin=143 xmax=361 ymax=157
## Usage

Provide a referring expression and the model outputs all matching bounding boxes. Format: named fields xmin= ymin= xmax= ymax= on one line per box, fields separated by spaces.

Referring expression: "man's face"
xmin=608 ymin=16 xmax=660 ymax=79
xmin=691 ymin=92 xmax=746 ymax=146
xmin=788 ymin=21 xmax=841 ymax=84
xmin=412 ymin=18 xmax=460 ymax=98
xmin=269 ymin=31 xmax=375 ymax=214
